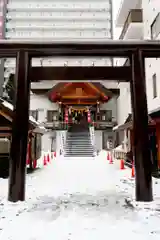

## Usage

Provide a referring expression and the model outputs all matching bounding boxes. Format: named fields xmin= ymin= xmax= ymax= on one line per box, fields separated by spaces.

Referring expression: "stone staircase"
xmin=64 ymin=123 xmax=95 ymax=158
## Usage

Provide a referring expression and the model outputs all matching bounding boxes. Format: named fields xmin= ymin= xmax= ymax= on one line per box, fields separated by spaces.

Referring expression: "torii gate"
xmin=1 ymin=39 xmax=159 ymax=202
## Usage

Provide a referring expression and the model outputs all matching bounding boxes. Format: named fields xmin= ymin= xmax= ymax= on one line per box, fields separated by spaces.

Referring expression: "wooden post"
xmin=8 ymin=51 xmax=31 ymax=202
xmin=130 ymin=50 xmax=153 ymax=201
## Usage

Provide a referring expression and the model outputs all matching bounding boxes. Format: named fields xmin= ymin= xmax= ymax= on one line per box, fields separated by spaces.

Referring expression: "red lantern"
xmin=65 ymin=109 xmax=68 ymax=123
xmin=50 ymin=92 xmax=57 ymax=101
xmin=104 ymin=96 xmax=108 ymax=101
xmin=87 ymin=111 xmax=91 ymax=123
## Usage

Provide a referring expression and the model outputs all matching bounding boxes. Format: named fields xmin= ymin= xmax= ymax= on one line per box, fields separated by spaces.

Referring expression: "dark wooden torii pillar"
xmin=130 ymin=50 xmax=153 ymax=201
xmin=8 ymin=51 xmax=31 ymax=202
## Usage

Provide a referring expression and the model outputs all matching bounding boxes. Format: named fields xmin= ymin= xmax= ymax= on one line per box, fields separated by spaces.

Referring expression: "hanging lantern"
xmin=87 ymin=110 xmax=91 ymax=123
xmin=65 ymin=108 xmax=68 ymax=123
xmin=103 ymin=96 xmax=108 ymax=101
xmin=51 ymin=92 xmax=57 ymax=101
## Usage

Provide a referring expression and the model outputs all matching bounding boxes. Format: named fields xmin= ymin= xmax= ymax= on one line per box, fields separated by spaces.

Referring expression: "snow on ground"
xmin=0 ymin=150 xmax=160 ymax=240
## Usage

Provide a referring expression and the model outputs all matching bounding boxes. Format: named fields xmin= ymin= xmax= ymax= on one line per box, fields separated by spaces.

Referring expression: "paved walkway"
xmin=0 ymin=152 xmax=160 ymax=240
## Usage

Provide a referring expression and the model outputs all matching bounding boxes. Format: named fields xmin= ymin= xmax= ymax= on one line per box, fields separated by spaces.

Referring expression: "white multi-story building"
xmin=4 ymin=0 xmax=113 ymax=80
xmin=115 ymin=0 xmax=160 ymax=169
xmin=142 ymin=0 xmax=160 ymax=114
xmin=114 ymin=0 xmax=144 ymax=150
xmin=116 ymin=0 xmax=160 ymax=123
xmin=115 ymin=0 xmax=143 ymax=126
xmin=2 ymin=0 xmax=120 ymax=155
xmin=6 ymin=0 xmax=112 ymax=39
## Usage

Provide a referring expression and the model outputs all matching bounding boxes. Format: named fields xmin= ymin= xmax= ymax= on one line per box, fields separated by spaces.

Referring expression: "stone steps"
xmin=64 ymin=126 xmax=95 ymax=158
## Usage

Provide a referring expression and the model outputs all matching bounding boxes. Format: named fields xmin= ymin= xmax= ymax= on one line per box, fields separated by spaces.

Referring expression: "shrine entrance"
xmin=47 ymin=82 xmax=113 ymax=126
xmin=68 ymin=107 xmax=88 ymax=124
xmin=2 ymin=40 xmax=160 ymax=203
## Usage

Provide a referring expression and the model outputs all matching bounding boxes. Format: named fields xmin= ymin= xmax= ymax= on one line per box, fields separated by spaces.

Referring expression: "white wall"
xmin=117 ymin=83 xmax=131 ymax=125
xmin=41 ymin=131 xmax=53 ymax=153
xmin=114 ymin=59 xmax=131 ymax=125
xmin=100 ymin=97 xmax=117 ymax=122
xmin=30 ymin=94 xmax=58 ymax=152
xmin=142 ymin=0 xmax=160 ymax=113
xmin=114 ymin=57 xmax=132 ymax=125
xmin=94 ymin=131 xmax=102 ymax=151
xmin=101 ymin=81 xmax=119 ymax=89
xmin=142 ymin=0 xmax=160 ymax=40
xmin=30 ymin=94 xmax=58 ymax=122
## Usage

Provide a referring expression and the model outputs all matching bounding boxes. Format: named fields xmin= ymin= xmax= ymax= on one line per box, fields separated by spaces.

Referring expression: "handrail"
xmin=89 ymin=125 xmax=95 ymax=146
xmin=59 ymin=131 xmax=67 ymax=155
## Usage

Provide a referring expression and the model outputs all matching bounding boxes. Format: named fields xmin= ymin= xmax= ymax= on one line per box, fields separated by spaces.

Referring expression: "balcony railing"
xmin=44 ymin=120 xmax=116 ymax=130
xmin=44 ymin=121 xmax=68 ymax=130
xmin=119 ymin=9 xmax=143 ymax=40
xmin=93 ymin=121 xmax=115 ymax=130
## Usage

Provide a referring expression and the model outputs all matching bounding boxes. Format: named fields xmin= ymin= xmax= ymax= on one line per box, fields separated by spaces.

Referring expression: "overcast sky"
xmin=112 ymin=0 xmax=122 ymax=39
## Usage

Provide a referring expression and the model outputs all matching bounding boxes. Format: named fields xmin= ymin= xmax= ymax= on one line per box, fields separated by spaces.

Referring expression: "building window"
xmin=102 ymin=115 xmax=106 ymax=121
xmin=152 ymin=73 xmax=157 ymax=98
xmin=100 ymin=110 xmax=112 ymax=121
xmin=106 ymin=110 xmax=112 ymax=121
xmin=151 ymin=13 xmax=160 ymax=39
xmin=47 ymin=110 xmax=58 ymax=122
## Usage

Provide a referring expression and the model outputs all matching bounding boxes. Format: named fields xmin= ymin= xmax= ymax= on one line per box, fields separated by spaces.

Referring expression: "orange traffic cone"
xmin=120 ymin=159 xmax=125 ymax=170
xmin=109 ymin=155 xmax=113 ymax=164
xmin=47 ymin=153 xmax=50 ymax=163
xmin=107 ymin=152 xmax=110 ymax=160
xmin=43 ymin=155 xmax=47 ymax=166
xmin=131 ymin=162 xmax=135 ymax=178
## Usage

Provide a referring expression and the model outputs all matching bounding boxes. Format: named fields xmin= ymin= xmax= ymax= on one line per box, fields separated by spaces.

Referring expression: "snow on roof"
xmin=2 ymin=100 xmax=13 ymax=111
xmin=1 ymin=98 xmax=45 ymax=130
xmin=113 ymin=125 xmax=118 ymax=131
